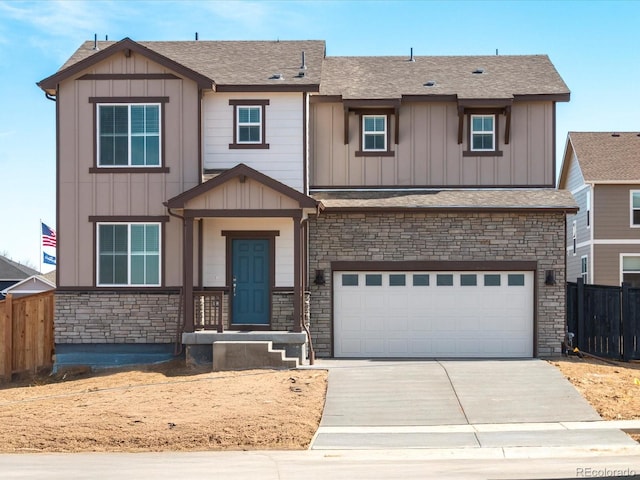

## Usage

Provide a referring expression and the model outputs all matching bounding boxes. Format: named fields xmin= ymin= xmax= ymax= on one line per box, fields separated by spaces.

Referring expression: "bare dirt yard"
xmin=1 ymin=356 xmax=638 ymax=453
xmin=550 ymin=356 xmax=640 ymax=442
xmin=0 ymin=361 xmax=327 ymax=453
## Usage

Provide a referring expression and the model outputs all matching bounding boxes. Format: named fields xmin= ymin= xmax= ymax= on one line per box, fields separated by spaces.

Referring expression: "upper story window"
xmin=238 ymin=107 xmax=261 ymax=143
xmin=460 ymin=107 xmax=505 ymax=157
xmin=229 ymin=99 xmax=270 ymax=149
xmin=631 ymin=191 xmax=640 ymax=227
xmin=470 ymin=115 xmax=495 ymax=151
xmin=353 ymin=109 xmax=395 ymax=157
xmin=97 ymin=223 xmax=161 ymax=286
xmin=362 ymin=115 xmax=387 ymax=152
xmin=98 ymin=104 xmax=160 ymax=167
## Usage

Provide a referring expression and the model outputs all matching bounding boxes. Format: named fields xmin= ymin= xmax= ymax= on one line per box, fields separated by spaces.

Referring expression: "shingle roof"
xmin=45 ymin=39 xmax=568 ymax=101
xmin=319 ymin=55 xmax=569 ymax=100
xmin=569 ymin=132 xmax=640 ymax=183
xmin=59 ymin=39 xmax=325 ymax=87
xmin=0 ymin=255 xmax=39 ymax=280
xmin=312 ymin=189 xmax=577 ymax=212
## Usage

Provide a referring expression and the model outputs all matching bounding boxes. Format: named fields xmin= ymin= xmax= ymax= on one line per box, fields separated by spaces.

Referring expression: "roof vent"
xmin=409 ymin=47 xmax=415 ymax=62
xmin=612 ymin=132 xmax=620 ymax=137
xmin=270 ymin=73 xmax=284 ymax=80
xmin=472 ymin=68 xmax=484 ymax=74
xmin=296 ymin=70 xmax=306 ymax=78
xmin=424 ymin=80 xmax=436 ymax=87
xmin=93 ymin=33 xmax=99 ymax=51
xmin=300 ymin=51 xmax=307 ymax=70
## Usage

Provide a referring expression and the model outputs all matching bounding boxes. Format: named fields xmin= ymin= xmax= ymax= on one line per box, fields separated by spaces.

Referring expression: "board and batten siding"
xmin=309 ymin=101 xmax=555 ymax=188
xmin=202 ymin=218 xmax=295 ymax=287
xmin=57 ymin=53 xmax=201 ymax=288
xmin=203 ymin=92 xmax=305 ymax=192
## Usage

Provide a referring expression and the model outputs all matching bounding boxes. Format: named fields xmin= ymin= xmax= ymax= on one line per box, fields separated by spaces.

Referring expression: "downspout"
xmin=301 ymin=216 xmax=315 ymax=365
xmin=45 ymin=92 xmax=56 ymax=102
xmin=166 ymin=205 xmax=186 ymax=356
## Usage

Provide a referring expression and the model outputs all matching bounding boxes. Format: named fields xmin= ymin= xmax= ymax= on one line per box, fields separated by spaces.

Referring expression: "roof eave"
xmin=321 ymin=205 xmax=579 ymax=214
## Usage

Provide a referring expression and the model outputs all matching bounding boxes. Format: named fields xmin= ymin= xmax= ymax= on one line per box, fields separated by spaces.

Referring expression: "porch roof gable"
xmin=165 ymin=163 xmax=320 ymax=210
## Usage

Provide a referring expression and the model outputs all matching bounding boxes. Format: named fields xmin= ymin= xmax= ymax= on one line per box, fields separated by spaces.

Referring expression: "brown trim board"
xmin=331 ymin=260 xmax=538 ymax=272
xmin=78 ymin=73 xmax=180 ymax=81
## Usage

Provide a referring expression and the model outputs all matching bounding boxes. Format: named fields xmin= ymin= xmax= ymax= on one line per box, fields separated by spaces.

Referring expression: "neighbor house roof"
xmin=0 ymin=255 xmax=39 ymax=280
xmin=567 ymin=132 xmax=640 ymax=183
xmin=1 ymin=274 xmax=55 ymax=297
xmin=319 ymin=55 xmax=570 ymax=101
xmin=312 ymin=189 xmax=577 ymax=213
xmin=39 ymin=38 xmax=325 ymax=93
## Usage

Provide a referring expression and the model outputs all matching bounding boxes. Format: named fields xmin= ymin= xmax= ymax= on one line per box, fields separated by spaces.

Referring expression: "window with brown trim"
xmin=88 ymin=97 xmax=169 ymax=173
xmin=462 ymin=109 xmax=504 ymax=157
xmin=355 ymin=112 xmax=394 ymax=157
xmin=229 ymin=99 xmax=270 ymax=149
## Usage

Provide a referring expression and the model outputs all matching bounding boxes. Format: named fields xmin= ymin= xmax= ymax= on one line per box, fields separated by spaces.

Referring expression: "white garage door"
xmin=334 ymin=271 xmax=534 ymax=358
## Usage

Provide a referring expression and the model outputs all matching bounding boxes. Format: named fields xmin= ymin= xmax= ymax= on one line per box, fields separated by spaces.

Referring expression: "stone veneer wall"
xmin=55 ymin=291 xmax=181 ymax=344
xmin=271 ymin=291 xmax=311 ymax=331
xmin=307 ymin=211 xmax=567 ymax=358
xmin=56 ymin=290 xmax=309 ymax=343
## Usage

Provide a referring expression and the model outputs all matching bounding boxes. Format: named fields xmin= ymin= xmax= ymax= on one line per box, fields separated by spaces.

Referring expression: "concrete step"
xmin=212 ymin=340 xmax=299 ymax=371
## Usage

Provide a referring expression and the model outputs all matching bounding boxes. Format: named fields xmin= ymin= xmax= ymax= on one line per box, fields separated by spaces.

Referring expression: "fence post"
xmin=622 ymin=282 xmax=633 ymax=361
xmin=1 ymin=294 xmax=13 ymax=381
xmin=576 ymin=277 xmax=585 ymax=351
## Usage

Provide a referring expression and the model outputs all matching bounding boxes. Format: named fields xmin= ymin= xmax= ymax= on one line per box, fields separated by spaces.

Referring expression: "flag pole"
xmin=39 ymin=219 xmax=43 ymax=274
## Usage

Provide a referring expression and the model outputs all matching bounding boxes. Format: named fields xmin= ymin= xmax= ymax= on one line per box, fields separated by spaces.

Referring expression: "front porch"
xmin=184 ymin=290 xmax=311 ymax=367
xmin=165 ymin=164 xmax=320 ymax=369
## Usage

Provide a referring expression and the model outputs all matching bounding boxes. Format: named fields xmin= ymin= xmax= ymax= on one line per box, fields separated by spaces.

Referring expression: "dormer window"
xmin=460 ymin=107 xmax=506 ymax=157
xmin=363 ymin=115 xmax=387 ymax=152
xmin=470 ymin=115 xmax=495 ymax=151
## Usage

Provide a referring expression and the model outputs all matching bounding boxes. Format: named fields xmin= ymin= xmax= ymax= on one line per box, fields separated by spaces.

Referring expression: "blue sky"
xmin=0 ymin=0 xmax=639 ymax=271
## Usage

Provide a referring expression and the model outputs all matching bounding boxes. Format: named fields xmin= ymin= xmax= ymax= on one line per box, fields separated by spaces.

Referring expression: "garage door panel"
xmin=388 ymin=339 xmax=409 ymax=355
xmin=334 ymin=270 xmax=534 ymax=358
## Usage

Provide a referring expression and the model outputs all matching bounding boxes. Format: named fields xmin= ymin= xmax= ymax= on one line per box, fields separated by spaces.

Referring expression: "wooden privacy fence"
xmin=0 ymin=291 xmax=55 ymax=382
xmin=567 ymin=279 xmax=640 ymax=361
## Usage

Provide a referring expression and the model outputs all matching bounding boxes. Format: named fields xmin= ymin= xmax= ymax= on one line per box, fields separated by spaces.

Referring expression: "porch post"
xmin=293 ymin=213 xmax=302 ymax=332
xmin=183 ymin=215 xmax=194 ymax=333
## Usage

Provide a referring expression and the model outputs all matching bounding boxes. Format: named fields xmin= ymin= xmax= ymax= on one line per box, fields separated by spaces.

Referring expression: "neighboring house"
xmin=559 ymin=132 xmax=640 ymax=287
xmin=1 ymin=274 xmax=55 ymax=298
xmin=37 ymin=38 xmax=575 ymax=365
xmin=0 ymin=255 xmax=39 ymax=296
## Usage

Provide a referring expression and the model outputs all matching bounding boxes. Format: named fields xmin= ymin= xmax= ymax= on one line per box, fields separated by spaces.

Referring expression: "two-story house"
xmin=559 ymin=132 xmax=640 ymax=287
xmin=38 ymin=38 xmax=576 ymax=367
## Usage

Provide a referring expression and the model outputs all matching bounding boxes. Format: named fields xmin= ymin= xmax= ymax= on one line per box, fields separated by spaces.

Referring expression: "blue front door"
xmin=231 ymin=239 xmax=270 ymax=325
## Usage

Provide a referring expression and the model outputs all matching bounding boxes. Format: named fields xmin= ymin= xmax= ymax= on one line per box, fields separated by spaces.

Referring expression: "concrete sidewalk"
xmin=308 ymin=359 xmax=639 ymax=450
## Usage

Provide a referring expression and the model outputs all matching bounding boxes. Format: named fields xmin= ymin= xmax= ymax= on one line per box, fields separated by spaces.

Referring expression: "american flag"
xmin=42 ymin=223 xmax=57 ymax=248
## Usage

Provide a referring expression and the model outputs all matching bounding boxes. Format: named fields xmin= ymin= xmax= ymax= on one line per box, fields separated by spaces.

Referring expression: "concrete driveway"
xmin=309 ymin=359 xmax=638 ymax=450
